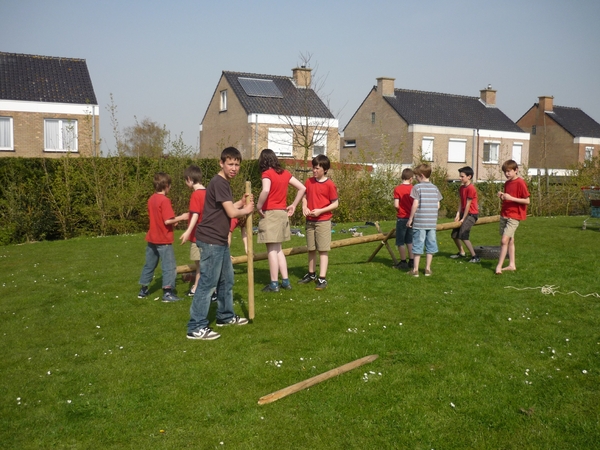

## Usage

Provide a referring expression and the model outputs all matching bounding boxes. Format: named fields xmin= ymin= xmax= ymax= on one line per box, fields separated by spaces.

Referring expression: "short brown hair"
xmin=312 ymin=154 xmax=331 ymax=173
xmin=153 ymin=172 xmax=171 ymax=192
xmin=184 ymin=165 xmax=202 ymax=184
xmin=501 ymin=159 xmax=519 ymax=172
xmin=413 ymin=163 xmax=432 ymax=179
xmin=401 ymin=168 xmax=414 ymax=180
xmin=221 ymin=146 xmax=242 ymax=163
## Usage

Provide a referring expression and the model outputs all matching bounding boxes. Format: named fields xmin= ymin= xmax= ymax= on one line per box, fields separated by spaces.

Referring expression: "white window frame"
xmin=512 ymin=143 xmax=523 ymax=165
xmin=448 ymin=138 xmax=466 ymax=163
xmin=0 ymin=117 xmax=14 ymax=151
xmin=220 ymin=90 xmax=227 ymax=111
xmin=585 ymin=146 xmax=594 ymax=161
xmin=268 ymin=128 xmax=293 ymax=157
xmin=344 ymin=139 xmax=356 ymax=148
xmin=312 ymin=130 xmax=327 ymax=157
xmin=483 ymin=141 xmax=500 ymax=164
xmin=421 ymin=137 xmax=434 ymax=161
xmin=44 ymin=119 xmax=78 ymax=152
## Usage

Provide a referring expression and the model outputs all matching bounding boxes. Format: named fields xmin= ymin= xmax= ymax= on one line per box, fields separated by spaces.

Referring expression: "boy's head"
xmin=413 ymin=163 xmax=432 ymax=180
xmin=458 ymin=166 xmax=474 ymax=180
xmin=401 ymin=168 xmax=414 ymax=181
xmin=184 ymin=165 xmax=202 ymax=184
xmin=153 ymin=172 xmax=171 ymax=192
xmin=221 ymin=146 xmax=242 ymax=163
xmin=501 ymin=160 xmax=519 ymax=173
xmin=312 ymin=154 xmax=331 ymax=174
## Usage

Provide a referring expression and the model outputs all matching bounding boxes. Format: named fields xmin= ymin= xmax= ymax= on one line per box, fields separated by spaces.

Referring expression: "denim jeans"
xmin=187 ymin=241 xmax=235 ymax=332
xmin=411 ymin=228 xmax=438 ymax=255
xmin=139 ymin=243 xmax=176 ymax=289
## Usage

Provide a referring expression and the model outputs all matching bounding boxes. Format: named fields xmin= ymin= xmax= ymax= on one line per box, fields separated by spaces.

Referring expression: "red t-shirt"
xmin=187 ymin=188 xmax=206 ymax=243
xmin=501 ymin=177 xmax=530 ymax=220
xmin=459 ymin=183 xmax=479 ymax=215
xmin=393 ymin=183 xmax=414 ymax=219
xmin=145 ymin=193 xmax=175 ymax=244
xmin=305 ymin=177 xmax=338 ymax=222
xmin=262 ymin=168 xmax=292 ymax=210
xmin=229 ymin=217 xmax=239 ymax=232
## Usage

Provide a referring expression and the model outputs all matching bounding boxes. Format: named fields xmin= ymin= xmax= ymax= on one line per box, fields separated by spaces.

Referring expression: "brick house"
xmin=517 ymin=96 xmax=600 ymax=174
xmin=341 ymin=77 xmax=529 ymax=180
xmin=200 ymin=67 xmax=338 ymax=163
xmin=0 ymin=51 xmax=99 ymax=158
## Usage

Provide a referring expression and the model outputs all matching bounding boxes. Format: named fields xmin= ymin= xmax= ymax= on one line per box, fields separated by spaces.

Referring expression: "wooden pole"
xmin=176 ymin=215 xmax=501 ymax=272
xmin=245 ymin=181 xmax=255 ymax=321
xmin=258 ymin=354 xmax=379 ymax=405
xmin=368 ymin=224 xmax=398 ymax=264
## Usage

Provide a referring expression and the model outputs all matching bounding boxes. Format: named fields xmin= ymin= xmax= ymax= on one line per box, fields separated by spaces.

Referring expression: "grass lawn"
xmin=1 ymin=216 xmax=599 ymax=449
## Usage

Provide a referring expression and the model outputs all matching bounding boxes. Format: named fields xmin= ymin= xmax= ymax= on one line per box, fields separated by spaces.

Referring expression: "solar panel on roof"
xmin=238 ymin=77 xmax=283 ymax=98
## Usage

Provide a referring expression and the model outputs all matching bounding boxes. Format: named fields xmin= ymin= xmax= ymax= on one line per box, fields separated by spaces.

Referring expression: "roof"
xmin=546 ymin=105 xmax=600 ymax=138
xmin=221 ymin=71 xmax=334 ymax=119
xmin=383 ymin=88 xmax=523 ymax=133
xmin=0 ymin=51 xmax=97 ymax=105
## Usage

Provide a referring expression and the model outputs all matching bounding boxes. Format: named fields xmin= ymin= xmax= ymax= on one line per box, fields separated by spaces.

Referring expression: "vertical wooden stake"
xmin=245 ymin=181 xmax=255 ymax=320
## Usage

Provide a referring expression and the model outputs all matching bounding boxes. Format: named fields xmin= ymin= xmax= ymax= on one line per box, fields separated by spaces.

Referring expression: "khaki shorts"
xmin=257 ymin=210 xmax=291 ymax=244
xmin=306 ymin=220 xmax=331 ymax=252
xmin=190 ymin=242 xmax=200 ymax=261
xmin=499 ymin=217 xmax=520 ymax=238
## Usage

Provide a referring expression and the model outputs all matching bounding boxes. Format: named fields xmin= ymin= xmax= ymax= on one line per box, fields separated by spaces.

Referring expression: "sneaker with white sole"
xmin=187 ymin=327 xmax=220 ymax=340
xmin=138 ymin=286 xmax=149 ymax=298
xmin=469 ymin=256 xmax=481 ymax=263
xmin=162 ymin=290 xmax=182 ymax=302
xmin=450 ymin=252 xmax=466 ymax=259
xmin=315 ymin=278 xmax=328 ymax=290
xmin=216 ymin=314 xmax=249 ymax=327
xmin=424 ymin=269 xmax=432 ymax=277
xmin=298 ymin=273 xmax=316 ymax=284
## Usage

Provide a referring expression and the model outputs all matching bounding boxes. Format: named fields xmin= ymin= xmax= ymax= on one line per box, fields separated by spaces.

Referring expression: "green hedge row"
xmin=0 ymin=156 xmax=597 ymax=245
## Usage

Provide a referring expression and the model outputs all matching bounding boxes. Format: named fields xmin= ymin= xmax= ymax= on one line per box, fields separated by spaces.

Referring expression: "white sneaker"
xmin=216 ymin=314 xmax=249 ymax=327
xmin=187 ymin=327 xmax=220 ymax=340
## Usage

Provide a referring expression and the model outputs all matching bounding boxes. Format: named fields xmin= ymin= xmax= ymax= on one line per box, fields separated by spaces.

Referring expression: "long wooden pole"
xmin=245 ymin=181 xmax=254 ymax=321
xmin=176 ymin=215 xmax=501 ymax=272
xmin=258 ymin=354 xmax=379 ymax=405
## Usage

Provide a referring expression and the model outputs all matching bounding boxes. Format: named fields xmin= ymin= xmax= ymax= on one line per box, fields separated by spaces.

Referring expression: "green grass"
xmin=1 ymin=216 xmax=599 ymax=449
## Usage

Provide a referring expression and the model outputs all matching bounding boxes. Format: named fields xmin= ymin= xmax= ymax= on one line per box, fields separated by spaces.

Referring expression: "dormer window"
xmin=220 ymin=90 xmax=227 ymax=112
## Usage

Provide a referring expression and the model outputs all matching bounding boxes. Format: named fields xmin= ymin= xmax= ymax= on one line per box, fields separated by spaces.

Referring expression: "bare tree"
xmin=122 ymin=117 xmax=168 ymax=158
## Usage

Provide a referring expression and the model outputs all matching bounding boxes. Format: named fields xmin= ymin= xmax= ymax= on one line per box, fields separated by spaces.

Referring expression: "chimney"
xmin=480 ymin=85 xmax=497 ymax=106
xmin=538 ymin=96 xmax=554 ymax=112
xmin=377 ymin=77 xmax=395 ymax=97
xmin=292 ymin=66 xmax=312 ymax=88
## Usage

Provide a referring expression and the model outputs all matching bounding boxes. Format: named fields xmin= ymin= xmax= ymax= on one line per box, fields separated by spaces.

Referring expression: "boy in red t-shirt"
xmin=450 ymin=166 xmax=480 ymax=263
xmin=393 ymin=168 xmax=415 ymax=270
xmin=138 ymin=172 xmax=187 ymax=302
xmin=298 ymin=155 xmax=339 ymax=290
xmin=179 ymin=165 xmax=206 ymax=296
xmin=495 ymin=160 xmax=530 ymax=274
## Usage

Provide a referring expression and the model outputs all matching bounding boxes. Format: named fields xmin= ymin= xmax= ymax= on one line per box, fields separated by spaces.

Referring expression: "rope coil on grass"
xmin=505 ymin=285 xmax=600 ymax=298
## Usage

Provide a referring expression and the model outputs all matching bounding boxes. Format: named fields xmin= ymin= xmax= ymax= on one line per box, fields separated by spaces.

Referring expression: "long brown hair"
xmin=259 ymin=148 xmax=283 ymax=174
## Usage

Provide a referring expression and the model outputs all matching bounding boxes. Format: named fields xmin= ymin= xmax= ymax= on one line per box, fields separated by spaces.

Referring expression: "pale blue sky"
xmin=2 ymin=0 xmax=599 ymax=154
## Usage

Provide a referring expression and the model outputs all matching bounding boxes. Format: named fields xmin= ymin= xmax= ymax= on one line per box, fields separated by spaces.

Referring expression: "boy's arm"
xmin=301 ymin=194 xmax=310 ymax=217
xmin=287 ymin=176 xmax=307 ymax=216
xmin=394 ymin=198 xmax=400 ymax=212
xmin=308 ymin=199 xmax=339 ymax=218
xmin=165 ymin=212 xmax=188 ymax=226
xmin=224 ymin=197 xmax=255 ymax=219
xmin=241 ymin=228 xmax=248 ymax=254
xmin=458 ymin=198 xmax=472 ymax=222
xmin=500 ymin=192 xmax=530 ymax=205
xmin=407 ymin=200 xmax=419 ymax=227
xmin=179 ymin=212 xmax=199 ymax=244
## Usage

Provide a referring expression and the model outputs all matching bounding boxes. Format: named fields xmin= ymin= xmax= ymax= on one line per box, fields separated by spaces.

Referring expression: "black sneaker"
xmin=262 ymin=284 xmax=280 ymax=293
xmin=450 ymin=252 xmax=466 ymax=259
xmin=469 ymin=256 xmax=481 ymax=263
xmin=210 ymin=291 xmax=218 ymax=302
xmin=394 ymin=261 xmax=409 ymax=270
xmin=138 ymin=286 xmax=149 ymax=298
xmin=315 ymin=278 xmax=328 ymax=290
xmin=162 ymin=290 xmax=182 ymax=302
xmin=281 ymin=283 xmax=292 ymax=290
xmin=186 ymin=289 xmax=195 ymax=297
xmin=298 ymin=273 xmax=316 ymax=284
xmin=216 ymin=314 xmax=249 ymax=327
xmin=187 ymin=327 xmax=220 ymax=340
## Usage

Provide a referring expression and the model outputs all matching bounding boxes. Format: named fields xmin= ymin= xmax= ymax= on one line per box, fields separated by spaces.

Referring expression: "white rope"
xmin=505 ymin=285 xmax=600 ymax=298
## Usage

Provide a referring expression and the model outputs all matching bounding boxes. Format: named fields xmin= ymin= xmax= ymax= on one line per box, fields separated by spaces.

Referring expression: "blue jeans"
xmin=187 ymin=241 xmax=235 ymax=332
xmin=411 ymin=228 xmax=438 ymax=255
xmin=139 ymin=243 xmax=176 ymax=289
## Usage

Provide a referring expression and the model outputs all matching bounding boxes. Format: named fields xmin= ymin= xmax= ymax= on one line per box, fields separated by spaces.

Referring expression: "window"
xmin=220 ymin=90 xmax=227 ymax=111
xmin=44 ymin=119 xmax=78 ymax=152
xmin=585 ymin=146 xmax=594 ymax=161
xmin=0 ymin=117 xmax=14 ymax=151
xmin=421 ymin=137 xmax=434 ymax=161
xmin=531 ymin=125 xmax=536 ymax=135
xmin=483 ymin=141 xmax=499 ymax=163
xmin=371 ymin=112 xmax=376 ymax=124
xmin=312 ymin=130 xmax=327 ymax=157
xmin=344 ymin=139 xmax=356 ymax=148
xmin=512 ymin=143 xmax=522 ymax=164
xmin=448 ymin=139 xmax=466 ymax=163
xmin=268 ymin=128 xmax=293 ymax=156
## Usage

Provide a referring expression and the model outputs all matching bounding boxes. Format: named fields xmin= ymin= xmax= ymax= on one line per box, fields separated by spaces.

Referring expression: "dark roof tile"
xmin=547 ymin=105 xmax=600 ymax=138
xmin=0 ymin=51 xmax=97 ymax=105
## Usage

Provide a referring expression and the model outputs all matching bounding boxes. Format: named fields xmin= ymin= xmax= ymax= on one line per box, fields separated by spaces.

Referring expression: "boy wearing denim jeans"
xmin=393 ymin=168 xmax=414 ymax=270
xmin=138 ymin=172 xmax=188 ymax=302
xmin=187 ymin=147 xmax=254 ymax=341
xmin=407 ymin=164 xmax=442 ymax=277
